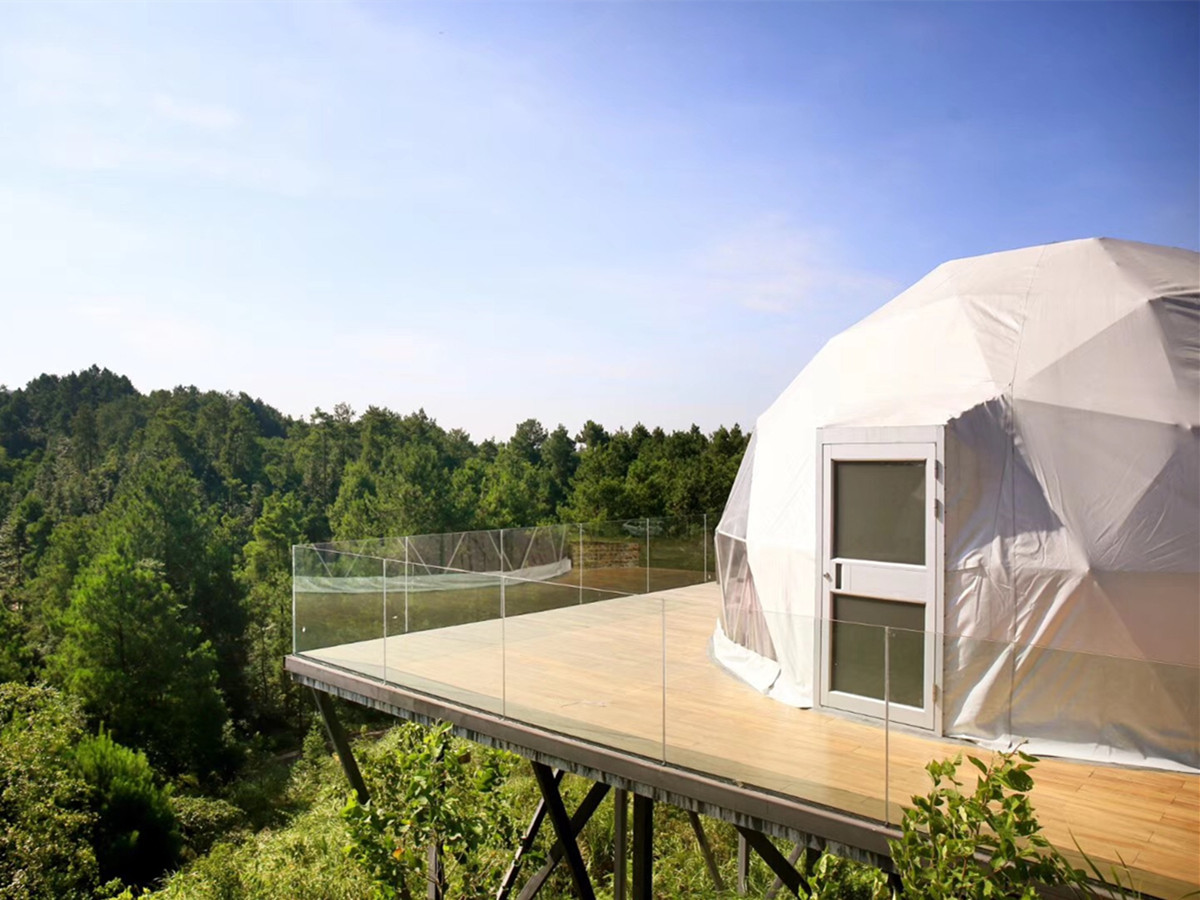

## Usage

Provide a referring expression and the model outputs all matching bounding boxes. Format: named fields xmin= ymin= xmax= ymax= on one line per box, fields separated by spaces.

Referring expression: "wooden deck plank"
xmin=306 ymin=580 xmax=1199 ymax=896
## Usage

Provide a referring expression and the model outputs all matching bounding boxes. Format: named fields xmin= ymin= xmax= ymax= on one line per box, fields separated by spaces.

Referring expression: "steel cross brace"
xmin=736 ymin=826 xmax=805 ymax=898
xmin=523 ymin=762 xmax=608 ymax=900
xmin=688 ymin=811 xmax=725 ymax=892
xmin=765 ymin=842 xmax=813 ymax=900
xmin=513 ymin=778 xmax=609 ymax=900
xmin=495 ymin=769 xmax=564 ymax=900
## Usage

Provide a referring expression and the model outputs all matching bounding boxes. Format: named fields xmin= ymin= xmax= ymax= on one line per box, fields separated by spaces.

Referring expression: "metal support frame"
xmin=311 ymin=688 xmax=369 ymax=804
xmin=515 ymin=777 xmax=609 ymax=900
xmin=527 ymin=763 xmax=601 ymax=900
xmin=289 ymin=658 xmax=903 ymax=868
xmin=613 ymin=789 xmax=628 ymax=900
xmin=631 ymin=793 xmax=654 ymax=900
xmin=496 ymin=769 xmax=564 ymax=900
xmin=687 ymin=811 xmax=725 ymax=892
xmin=737 ymin=827 xmax=804 ymax=898
xmin=427 ymin=841 xmax=444 ymax=900
xmin=736 ymin=833 xmax=749 ymax=894
xmin=765 ymin=842 xmax=811 ymax=900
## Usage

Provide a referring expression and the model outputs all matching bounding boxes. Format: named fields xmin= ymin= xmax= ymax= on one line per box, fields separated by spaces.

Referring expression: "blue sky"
xmin=1 ymin=1 xmax=1196 ymax=439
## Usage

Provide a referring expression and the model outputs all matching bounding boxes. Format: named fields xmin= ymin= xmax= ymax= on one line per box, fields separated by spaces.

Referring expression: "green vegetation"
xmin=0 ymin=684 xmax=98 ymax=898
xmin=73 ymin=728 xmax=181 ymax=888
xmin=147 ymin=722 xmax=1125 ymax=900
xmin=0 ymin=366 xmax=745 ymax=896
xmin=888 ymin=750 xmax=1102 ymax=900
xmin=0 ymin=368 xmax=1139 ymax=898
xmin=147 ymin=717 xmax=892 ymax=900
xmin=341 ymin=722 xmax=519 ymax=898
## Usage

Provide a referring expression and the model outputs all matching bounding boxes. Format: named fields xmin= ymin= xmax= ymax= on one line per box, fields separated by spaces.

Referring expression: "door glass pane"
xmin=831 ymin=594 xmax=924 ymax=708
xmin=834 ymin=461 xmax=925 ymax=565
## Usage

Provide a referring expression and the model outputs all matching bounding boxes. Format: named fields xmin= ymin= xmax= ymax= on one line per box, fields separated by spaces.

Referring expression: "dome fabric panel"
xmin=715 ymin=237 xmax=1200 ymax=771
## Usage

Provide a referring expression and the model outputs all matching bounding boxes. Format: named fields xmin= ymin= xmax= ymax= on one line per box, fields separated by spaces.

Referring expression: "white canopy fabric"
xmin=714 ymin=238 xmax=1200 ymax=771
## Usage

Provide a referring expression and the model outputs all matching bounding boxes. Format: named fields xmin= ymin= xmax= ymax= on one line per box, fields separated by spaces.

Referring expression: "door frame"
xmin=813 ymin=425 xmax=945 ymax=733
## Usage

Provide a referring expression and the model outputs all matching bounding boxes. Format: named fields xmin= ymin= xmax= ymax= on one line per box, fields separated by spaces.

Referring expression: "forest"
xmin=0 ymin=367 xmax=1104 ymax=899
xmin=0 ymin=365 xmax=749 ymax=897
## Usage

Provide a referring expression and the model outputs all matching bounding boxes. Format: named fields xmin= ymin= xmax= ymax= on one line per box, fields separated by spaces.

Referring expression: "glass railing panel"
xmin=502 ymin=573 xmax=664 ymax=760
xmin=384 ymin=557 xmax=406 ymax=639
xmin=647 ymin=515 xmax=709 ymax=593
xmin=405 ymin=529 xmax=503 ymax=575
xmin=378 ymin=559 xmax=504 ymax=715
xmin=1009 ymin=641 xmax=1195 ymax=893
xmin=579 ymin=520 xmax=646 ymax=602
xmin=494 ymin=524 xmax=580 ymax=617
xmin=498 ymin=524 xmax=572 ymax=572
xmin=293 ymin=546 xmax=386 ymax=680
xmin=664 ymin=605 xmax=888 ymax=821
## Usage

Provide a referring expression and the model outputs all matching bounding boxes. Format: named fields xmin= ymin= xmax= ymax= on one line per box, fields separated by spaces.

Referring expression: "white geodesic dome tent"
xmin=713 ymin=238 xmax=1199 ymax=772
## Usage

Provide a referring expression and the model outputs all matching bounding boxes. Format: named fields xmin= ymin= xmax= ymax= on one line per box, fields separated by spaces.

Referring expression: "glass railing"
xmin=660 ymin=595 xmax=1199 ymax=894
xmin=293 ymin=516 xmax=706 ymax=755
xmin=292 ymin=520 xmax=1199 ymax=895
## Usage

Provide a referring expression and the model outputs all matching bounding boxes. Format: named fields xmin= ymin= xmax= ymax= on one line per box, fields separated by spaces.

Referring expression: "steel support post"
xmin=613 ymin=789 xmax=628 ymax=900
xmin=736 ymin=832 xmax=749 ymax=894
xmin=631 ymin=793 xmax=654 ymax=900
xmin=311 ymin=688 xmax=368 ymax=804
xmin=427 ymin=841 xmax=444 ymax=900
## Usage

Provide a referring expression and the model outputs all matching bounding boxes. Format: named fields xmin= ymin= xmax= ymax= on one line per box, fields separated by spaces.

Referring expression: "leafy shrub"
xmin=341 ymin=721 xmax=519 ymax=899
xmin=0 ymin=683 xmax=99 ymax=899
xmin=170 ymin=794 xmax=245 ymax=860
xmin=889 ymin=749 xmax=1086 ymax=899
xmin=803 ymin=852 xmax=890 ymax=899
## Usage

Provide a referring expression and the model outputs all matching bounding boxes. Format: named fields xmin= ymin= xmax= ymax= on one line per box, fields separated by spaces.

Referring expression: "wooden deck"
xmin=304 ymin=581 xmax=1199 ymax=897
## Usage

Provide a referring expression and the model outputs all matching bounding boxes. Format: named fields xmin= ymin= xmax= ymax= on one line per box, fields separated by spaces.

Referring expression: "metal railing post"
xmin=501 ymin=572 xmax=507 ymax=715
xmin=645 ymin=518 xmax=650 ymax=595
xmin=291 ymin=545 xmax=298 ymax=654
xmin=382 ymin=556 xmax=387 ymax=682
xmin=884 ymin=626 xmax=891 ymax=825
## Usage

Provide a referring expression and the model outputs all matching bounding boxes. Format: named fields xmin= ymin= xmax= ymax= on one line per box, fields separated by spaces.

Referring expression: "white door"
xmin=817 ymin=428 xmax=942 ymax=731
